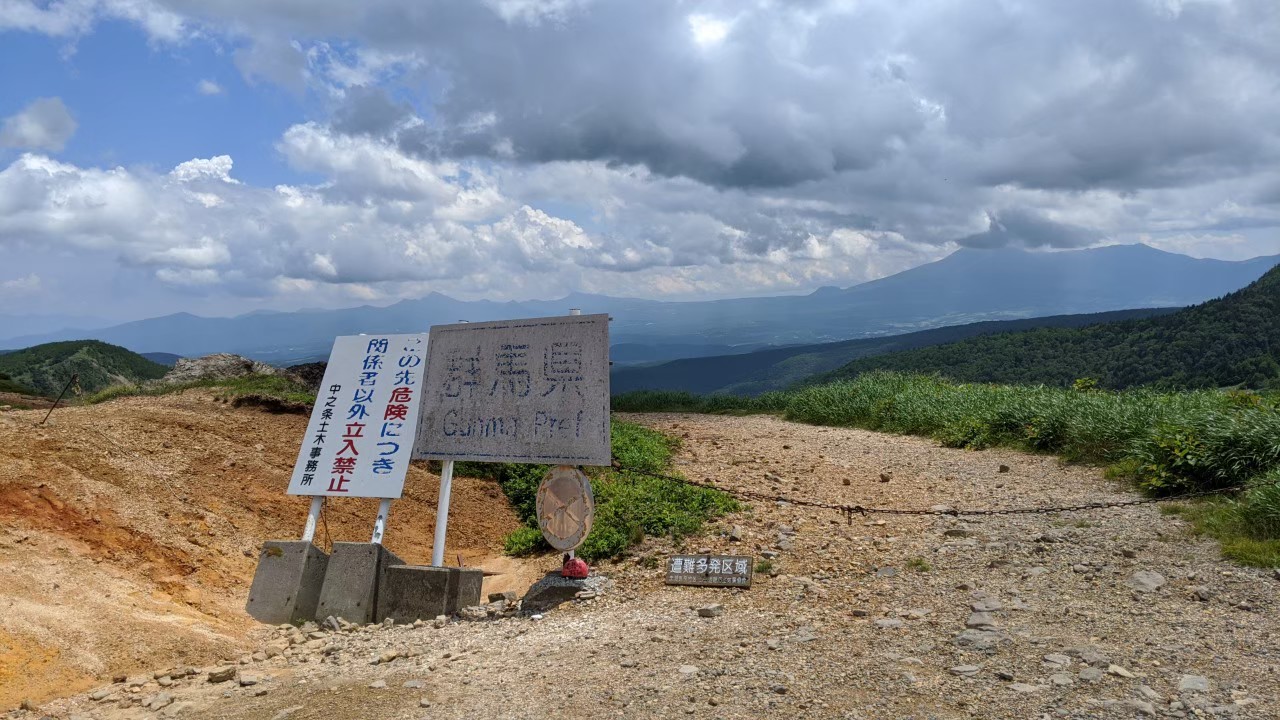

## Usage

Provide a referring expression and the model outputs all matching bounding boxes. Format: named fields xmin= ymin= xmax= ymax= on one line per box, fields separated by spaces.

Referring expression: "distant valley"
xmin=2 ymin=244 xmax=1277 ymax=369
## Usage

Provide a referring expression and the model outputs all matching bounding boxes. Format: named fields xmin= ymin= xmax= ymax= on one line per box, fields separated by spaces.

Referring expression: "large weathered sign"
xmin=666 ymin=554 xmax=754 ymax=588
xmin=287 ymin=334 xmax=428 ymax=498
xmin=413 ymin=314 xmax=611 ymax=465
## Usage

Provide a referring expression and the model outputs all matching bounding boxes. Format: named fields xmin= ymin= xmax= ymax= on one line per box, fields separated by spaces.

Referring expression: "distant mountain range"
xmin=611 ymin=307 xmax=1180 ymax=396
xmin=819 ymin=263 xmax=1280 ymax=390
xmin=3 ymin=244 xmax=1277 ymax=366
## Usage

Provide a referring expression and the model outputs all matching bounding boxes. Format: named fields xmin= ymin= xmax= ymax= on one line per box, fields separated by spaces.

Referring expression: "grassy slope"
xmin=614 ymin=372 xmax=1280 ymax=566
xmin=816 ymin=265 xmax=1280 ymax=390
xmin=0 ymin=340 xmax=169 ymax=396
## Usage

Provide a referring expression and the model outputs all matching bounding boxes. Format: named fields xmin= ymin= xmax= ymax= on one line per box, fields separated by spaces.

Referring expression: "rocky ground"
xmin=10 ymin=410 xmax=1280 ymax=719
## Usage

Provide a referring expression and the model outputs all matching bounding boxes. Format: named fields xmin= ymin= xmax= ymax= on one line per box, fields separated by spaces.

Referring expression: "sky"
xmin=1 ymin=0 xmax=1279 ymax=325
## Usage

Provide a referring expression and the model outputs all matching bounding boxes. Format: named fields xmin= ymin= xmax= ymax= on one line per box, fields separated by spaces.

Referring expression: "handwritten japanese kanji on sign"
xmin=287 ymin=334 xmax=429 ymax=498
xmin=665 ymin=554 xmax=754 ymax=588
xmin=412 ymin=314 xmax=611 ymax=465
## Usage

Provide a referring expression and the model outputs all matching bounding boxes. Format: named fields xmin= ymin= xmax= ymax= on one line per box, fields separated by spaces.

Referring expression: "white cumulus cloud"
xmin=1 ymin=97 xmax=77 ymax=152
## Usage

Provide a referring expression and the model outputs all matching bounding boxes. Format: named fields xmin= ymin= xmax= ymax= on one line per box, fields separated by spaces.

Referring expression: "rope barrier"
xmin=609 ymin=459 xmax=1245 ymax=520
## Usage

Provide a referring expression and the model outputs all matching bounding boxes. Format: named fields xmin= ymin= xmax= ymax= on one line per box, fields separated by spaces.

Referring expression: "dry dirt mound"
xmin=0 ymin=392 xmax=539 ymax=707
xmin=33 ymin=412 xmax=1280 ymax=720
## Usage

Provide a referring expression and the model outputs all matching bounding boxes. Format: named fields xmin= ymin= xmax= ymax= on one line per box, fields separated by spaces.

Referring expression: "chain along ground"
xmin=8 ymin=407 xmax=1280 ymax=719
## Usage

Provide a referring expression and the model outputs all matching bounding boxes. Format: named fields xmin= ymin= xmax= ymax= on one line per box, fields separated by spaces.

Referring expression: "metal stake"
xmin=431 ymin=459 xmax=455 ymax=566
xmin=38 ymin=373 xmax=79 ymax=426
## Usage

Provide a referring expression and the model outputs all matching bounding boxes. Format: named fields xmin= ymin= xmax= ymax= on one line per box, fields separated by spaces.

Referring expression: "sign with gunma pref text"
xmin=287 ymin=334 xmax=429 ymax=498
xmin=412 ymin=314 xmax=611 ymax=466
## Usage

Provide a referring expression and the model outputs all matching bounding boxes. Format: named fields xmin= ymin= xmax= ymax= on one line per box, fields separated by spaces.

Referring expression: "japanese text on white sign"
xmin=413 ymin=314 xmax=610 ymax=465
xmin=287 ymin=334 xmax=428 ymax=498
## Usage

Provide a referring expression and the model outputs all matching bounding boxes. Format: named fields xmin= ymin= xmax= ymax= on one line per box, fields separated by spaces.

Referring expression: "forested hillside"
xmin=0 ymin=340 xmax=168 ymax=396
xmin=819 ymin=265 xmax=1280 ymax=390
xmin=0 ymin=371 xmax=37 ymax=395
xmin=611 ymin=308 xmax=1176 ymax=396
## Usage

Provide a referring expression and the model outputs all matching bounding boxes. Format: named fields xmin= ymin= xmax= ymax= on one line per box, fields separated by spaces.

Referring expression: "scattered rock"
xmin=728 ymin=525 xmax=744 ymax=541
xmin=207 ymin=666 xmax=236 ymax=683
xmin=954 ymin=629 xmax=1009 ymax=652
xmin=433 ymin=615 xmax=448 ymax=629
xmin=998 ymin=464 xmax=1010 ymax=473
xmin=950 ymin=665 xmax=981 ymax=676
xmin=879 ymin=472 xmax=892 ymax=482
xmin=238 ymin=673 xmax=261 ymax=686
xmin=697 ymin=604 xmax=724 ymax=618
xmin=1042 ymin=653 xmax=1071 ymax=667
xmin=1178 ymin=675 xmax=1211 ymax=693
xmin=162 ymin=354 xmax=281 ymax=385
xmin=1049 ymin=672 xmax=1074 ymax=686
xmin=403 ymin=680 xmax=425 ymax=689
xmin=1191 ymin=586 xmax=1213 ymax=602
xmin=1107 ymin=664 xmax=1137 ymax=678
xmin=875 ymin=566 xmax=898 ymax=578
xmin=971 ymin=598 xmax=1002 ymax=612
xmin=965 ymin=612 xmax=997 ymax=628
xmin=1008 ymin=683 xmax=1042 ymax=693
xmin=1078 ymin=667 xmax=1104 ymax=682
xmin=459 ymin=605 xmax=489 ymax=621
xmin=678 ymin=665 xmax=700 ymax=677
xmin=1126 ymin=570 xmax=1167 ymax=593
xmin=874 ymin=618 xmax=905 ymax=629
xmin=1104 ymin=699 xmax=1155 ymax=716
xmin=369 ymin=680 xmax=387 ymax=689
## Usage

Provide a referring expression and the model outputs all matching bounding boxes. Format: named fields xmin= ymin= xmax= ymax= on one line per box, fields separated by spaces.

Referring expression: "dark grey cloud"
xmin=957 ymin=210 xmax=1104 ymax=250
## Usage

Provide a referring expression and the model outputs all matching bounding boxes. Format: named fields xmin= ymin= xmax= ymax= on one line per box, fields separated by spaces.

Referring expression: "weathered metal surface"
xmin=535 ymin=465 xmax=595 ymax=551
xmin=665 ymin=554 xmax=754 ymax=588
xmin=412 ymin=314 xmax=611 ymax=465
xmin=287 ymin=334 xmax=428 ymax=498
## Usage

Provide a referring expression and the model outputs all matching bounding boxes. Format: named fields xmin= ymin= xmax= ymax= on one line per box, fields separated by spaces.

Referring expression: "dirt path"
xmin=22 ymin=411 xmax=1280 ymax=719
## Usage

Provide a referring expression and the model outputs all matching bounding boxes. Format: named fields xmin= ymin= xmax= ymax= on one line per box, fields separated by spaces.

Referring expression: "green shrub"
xmin=494 ymin=420 xmax=739 ymax=561
xmin=615 ymin=371 xmax=1280 ymax=565
xmin=503 ymin=526 xmax=547 ymax=556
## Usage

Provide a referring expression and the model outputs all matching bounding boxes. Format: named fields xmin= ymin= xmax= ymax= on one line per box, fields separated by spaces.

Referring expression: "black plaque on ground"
xmin=665 ymin=554 xmax=753 ymax=588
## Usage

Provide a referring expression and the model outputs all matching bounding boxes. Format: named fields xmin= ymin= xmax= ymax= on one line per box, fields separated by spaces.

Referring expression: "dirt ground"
xmin=8 ymin=407 xmax=1280 ymax=719
xmin=0 ymin=393 xmax=537 ymax=708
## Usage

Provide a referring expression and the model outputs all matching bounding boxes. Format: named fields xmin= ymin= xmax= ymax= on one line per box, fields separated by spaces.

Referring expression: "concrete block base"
xmin=376 ymin=566 xmax=485 ymax=623
xmin=245 ymin=541 xmax=329 ymax=625
xmin=315 ymin=542 xmax=406 ymax=625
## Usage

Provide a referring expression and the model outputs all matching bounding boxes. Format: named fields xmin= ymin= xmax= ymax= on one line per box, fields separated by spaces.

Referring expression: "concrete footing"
xmin=376 ymin=566 xmax=484 ymax=623
xmin=315 ymin=542 xmax=405 ymax=625
xmin=245 ymin=541 xmax=329 ymax=625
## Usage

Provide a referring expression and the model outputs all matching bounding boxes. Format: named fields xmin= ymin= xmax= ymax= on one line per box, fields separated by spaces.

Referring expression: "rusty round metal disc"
xmin=535 ymin=465 xmax=595 ymax=551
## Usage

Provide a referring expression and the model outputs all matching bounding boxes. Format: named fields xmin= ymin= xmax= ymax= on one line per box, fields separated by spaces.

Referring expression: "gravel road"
xmin=38 ymin=412 xmax=1279 ymax=720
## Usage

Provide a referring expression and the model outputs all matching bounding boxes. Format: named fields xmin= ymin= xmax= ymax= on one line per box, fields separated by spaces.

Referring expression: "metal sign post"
xmin=431 ymin=459 xmax=455 ymax=566
xmin=301 ymin=496 xmax=324 ymax=543
xmin=370 ymin=498 xmax=392 ymax=545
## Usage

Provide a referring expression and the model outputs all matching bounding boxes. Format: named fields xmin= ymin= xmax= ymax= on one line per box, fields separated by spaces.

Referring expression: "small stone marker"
xmin=665 ymin=554 xmax=753 ymax=588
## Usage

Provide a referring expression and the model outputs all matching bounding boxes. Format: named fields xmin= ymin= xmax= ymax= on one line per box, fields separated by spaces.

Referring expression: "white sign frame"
xmin=287 ymin=333 xmax=429 ymax=499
